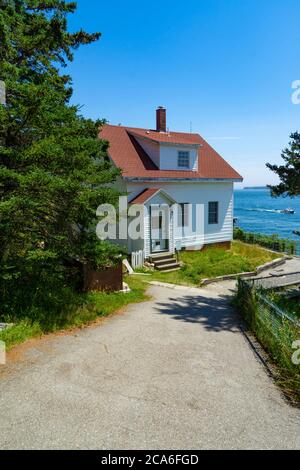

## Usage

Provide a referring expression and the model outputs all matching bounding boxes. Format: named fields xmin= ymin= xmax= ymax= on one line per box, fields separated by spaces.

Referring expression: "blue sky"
xmin=67 ymin=0 xmax=300 ymax=187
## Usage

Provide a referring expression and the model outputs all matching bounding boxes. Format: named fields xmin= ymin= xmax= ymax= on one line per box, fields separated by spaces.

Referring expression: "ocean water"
xmin=234 ymin=189 xmax=300 ymax=253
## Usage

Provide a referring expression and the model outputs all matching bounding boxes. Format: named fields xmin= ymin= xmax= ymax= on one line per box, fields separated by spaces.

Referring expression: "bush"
xmin=0 ymin=238 xmax=126 ymax=326
xmin=234 ymin=228 xmax=297 ymax=254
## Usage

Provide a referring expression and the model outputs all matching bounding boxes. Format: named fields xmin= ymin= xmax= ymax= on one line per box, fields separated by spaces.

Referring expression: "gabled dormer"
xmin=128 ymin=107 xmax=202 ymax=172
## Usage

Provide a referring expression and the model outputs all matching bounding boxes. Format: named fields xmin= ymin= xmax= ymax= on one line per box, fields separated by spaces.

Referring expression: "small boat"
xmin=281 ymin=208 xmax=295 ymax=214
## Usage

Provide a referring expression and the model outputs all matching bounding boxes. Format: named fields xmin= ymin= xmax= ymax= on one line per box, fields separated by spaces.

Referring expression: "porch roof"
xmin=129 ymin=188 xmax=176 ymax=205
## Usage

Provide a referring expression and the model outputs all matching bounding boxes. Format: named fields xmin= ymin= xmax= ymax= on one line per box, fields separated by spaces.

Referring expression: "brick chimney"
xmin=156 ymin=106 xmax=166 ymax=133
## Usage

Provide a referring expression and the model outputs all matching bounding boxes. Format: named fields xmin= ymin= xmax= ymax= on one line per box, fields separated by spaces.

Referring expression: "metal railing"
xmin=237 ymin=276 xmax=300 ymax=399
xmin=238 ymin=276 xmax=300 ymax=341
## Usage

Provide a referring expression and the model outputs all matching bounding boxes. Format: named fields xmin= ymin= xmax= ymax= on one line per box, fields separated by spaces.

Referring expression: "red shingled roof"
xmin=100 ymin=124 xmax=243 ymax=181
xmin=128 ymin=127 xmax=202 ymax=145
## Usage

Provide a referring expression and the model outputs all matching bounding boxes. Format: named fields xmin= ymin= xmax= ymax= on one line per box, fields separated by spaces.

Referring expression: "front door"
xmin=150 ymin=205 xmax=170 ymax=253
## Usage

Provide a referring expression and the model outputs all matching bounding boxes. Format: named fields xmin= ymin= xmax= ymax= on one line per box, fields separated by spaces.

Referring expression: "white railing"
xmin=131 ymin=250 xmax=145 ymax=270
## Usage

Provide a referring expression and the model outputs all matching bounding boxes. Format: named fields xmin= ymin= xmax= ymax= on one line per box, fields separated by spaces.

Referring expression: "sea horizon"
xmin=234 ymin=187 xmax=300 ymax=254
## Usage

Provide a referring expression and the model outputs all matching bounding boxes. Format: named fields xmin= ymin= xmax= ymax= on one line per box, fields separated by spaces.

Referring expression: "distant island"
xmin=244 ymin=186 xmax=268 ymax=190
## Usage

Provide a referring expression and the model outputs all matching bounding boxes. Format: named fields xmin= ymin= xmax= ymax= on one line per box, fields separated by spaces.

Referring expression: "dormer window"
xmin=178 ymin=151 xmax=190 ymax=169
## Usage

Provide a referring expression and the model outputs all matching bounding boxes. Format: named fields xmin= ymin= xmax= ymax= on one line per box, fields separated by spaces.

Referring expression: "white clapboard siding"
xmin=127 ymin=181 xmax=235 ymax=254
xmin=131 ymin=250 xmax=145 ymax=269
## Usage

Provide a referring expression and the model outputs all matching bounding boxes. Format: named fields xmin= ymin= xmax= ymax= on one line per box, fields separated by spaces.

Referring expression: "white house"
xmin=100 ymin=107 xmax=243 ymax=269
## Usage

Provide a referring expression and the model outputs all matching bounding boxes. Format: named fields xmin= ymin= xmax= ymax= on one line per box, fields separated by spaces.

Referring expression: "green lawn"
xmin=136 ymin=241 xmax=280 ymax=287
xmin=0 ymin=276 xmax=149 ymax=351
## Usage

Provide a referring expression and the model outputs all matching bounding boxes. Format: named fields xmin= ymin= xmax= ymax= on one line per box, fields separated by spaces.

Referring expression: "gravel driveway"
xmin=0 ymin=281 xmax=299 ymax=450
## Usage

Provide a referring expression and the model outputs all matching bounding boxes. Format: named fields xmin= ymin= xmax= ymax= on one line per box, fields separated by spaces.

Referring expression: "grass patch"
xmin=0 ymin=276 xmax=149 ymax=351
xmin=139 ymin=241 xmax=280 ymax=286
xmin=0 ymin=321 xmax=43 ymax=351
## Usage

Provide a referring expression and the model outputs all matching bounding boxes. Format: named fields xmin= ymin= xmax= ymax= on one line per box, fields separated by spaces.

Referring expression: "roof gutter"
xmin=125 ymin=177 xmax=244 ymax=183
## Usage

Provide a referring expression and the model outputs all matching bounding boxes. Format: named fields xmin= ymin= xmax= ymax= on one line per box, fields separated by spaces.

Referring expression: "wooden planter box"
xmin=83 ymin=262 xmax=123 ymax=293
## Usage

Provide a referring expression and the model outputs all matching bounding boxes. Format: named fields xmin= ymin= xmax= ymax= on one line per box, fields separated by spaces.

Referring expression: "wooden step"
xmin=149 ymin=252 xmax=180 ymax=272
xmin=157 ymin=262 xmax=181 ymax=272
xmin=149 ymin=252 xmax=173 ymax=263
xmin=153 ymin=257 xmax=176 ymax=267
xmin=161 ymin=268 xmax=181 ymax=273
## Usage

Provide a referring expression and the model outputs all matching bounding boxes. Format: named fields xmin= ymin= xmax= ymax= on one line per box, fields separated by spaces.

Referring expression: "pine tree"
xmin=266 ymin=132 xmax=300 ymax=197
xmin=0 ymin=1 xmax=121 ymax=319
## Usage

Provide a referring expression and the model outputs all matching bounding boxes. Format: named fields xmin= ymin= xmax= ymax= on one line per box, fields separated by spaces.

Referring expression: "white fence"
xmin=131 ymin=250 xmax=145 ymax=270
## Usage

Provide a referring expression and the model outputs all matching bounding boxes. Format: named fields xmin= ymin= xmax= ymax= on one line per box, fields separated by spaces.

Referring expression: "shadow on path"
xmin=155 ymin=292 xmax=241 ymax=332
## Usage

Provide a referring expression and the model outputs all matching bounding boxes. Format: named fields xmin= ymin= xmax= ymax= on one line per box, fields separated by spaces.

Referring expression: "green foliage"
xmin=0 ymin=1 xmax=122 ymax=323
xmin=234 ymin=227 xmax=297 ymax=255
xmin=81 ymin=234 xmax=126 ymax=270
xmin=236 ymin=279 xmax=300 ymax=401
xmin=266 ymin=131 xmax=300 ymax=197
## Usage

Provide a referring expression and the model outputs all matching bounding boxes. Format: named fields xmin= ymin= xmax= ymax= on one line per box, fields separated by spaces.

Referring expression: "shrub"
xmin=234 ymin=228 xmax=297 ymax=254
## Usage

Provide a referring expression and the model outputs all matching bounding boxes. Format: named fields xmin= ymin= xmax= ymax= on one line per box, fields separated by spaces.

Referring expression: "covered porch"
xmin=129 ymin=188 xmax=178 ymax=267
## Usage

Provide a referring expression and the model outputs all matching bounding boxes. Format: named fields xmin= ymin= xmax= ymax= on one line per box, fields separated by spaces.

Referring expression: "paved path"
xmin=256 ymin=256 xmax=300 ymax=277
xmin=0 ymin=280 xmax=299 ymax=449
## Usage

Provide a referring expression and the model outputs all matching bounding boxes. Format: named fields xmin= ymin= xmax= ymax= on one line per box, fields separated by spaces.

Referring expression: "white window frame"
xmin=178 ymin=151 xmax=190 ymax=169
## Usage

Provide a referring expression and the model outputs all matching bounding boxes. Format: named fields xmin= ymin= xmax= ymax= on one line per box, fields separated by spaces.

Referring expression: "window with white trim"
xmin=208 ymin=201 xmax=219 ymax=225
xmin=178 ymin=151 xmax=190 ymax=169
